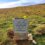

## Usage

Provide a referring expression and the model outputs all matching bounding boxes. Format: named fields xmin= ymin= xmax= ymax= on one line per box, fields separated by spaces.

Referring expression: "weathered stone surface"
xmin=13 ymin=18 xmax=28 ymax=40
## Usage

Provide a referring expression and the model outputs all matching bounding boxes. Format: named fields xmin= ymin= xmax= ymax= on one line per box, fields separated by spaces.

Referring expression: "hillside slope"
xmin=0 ymin=4 xmax=45 ymax=17
xmin=0 ymin=4 xmax=45 ymax=45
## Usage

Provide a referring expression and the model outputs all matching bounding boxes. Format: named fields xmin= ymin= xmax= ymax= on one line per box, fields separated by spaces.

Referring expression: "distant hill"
xmin=0 ymin=4 xmax=45 ymax=20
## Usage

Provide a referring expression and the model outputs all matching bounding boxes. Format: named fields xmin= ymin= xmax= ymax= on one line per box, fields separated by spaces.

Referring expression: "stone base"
xmin=16 ymin=40 xmax=33 ymax=45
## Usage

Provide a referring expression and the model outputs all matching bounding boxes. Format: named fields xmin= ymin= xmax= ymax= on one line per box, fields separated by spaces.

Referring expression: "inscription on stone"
xmin=13 ymin=18 xmax=28 ymax=33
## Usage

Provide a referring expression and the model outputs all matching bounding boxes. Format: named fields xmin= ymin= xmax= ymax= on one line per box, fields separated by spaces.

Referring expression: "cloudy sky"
xmin=0 ymin=0 xmax=45 ymax=9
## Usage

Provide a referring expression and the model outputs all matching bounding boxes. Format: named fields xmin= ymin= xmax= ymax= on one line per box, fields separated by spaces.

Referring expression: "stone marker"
xmin=13 ymin=18 xmax=28 ymax=40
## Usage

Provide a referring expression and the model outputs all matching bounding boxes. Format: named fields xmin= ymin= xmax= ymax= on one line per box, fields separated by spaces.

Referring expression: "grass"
xmin=35 ymin=35 xmax=45 ymax=45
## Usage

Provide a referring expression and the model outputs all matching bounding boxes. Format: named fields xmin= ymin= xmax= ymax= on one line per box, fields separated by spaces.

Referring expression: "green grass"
xmin=35 ymin=35 xmax=45 ymax=45
xmin=0 ymin=15 xmax=45 ymax=45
